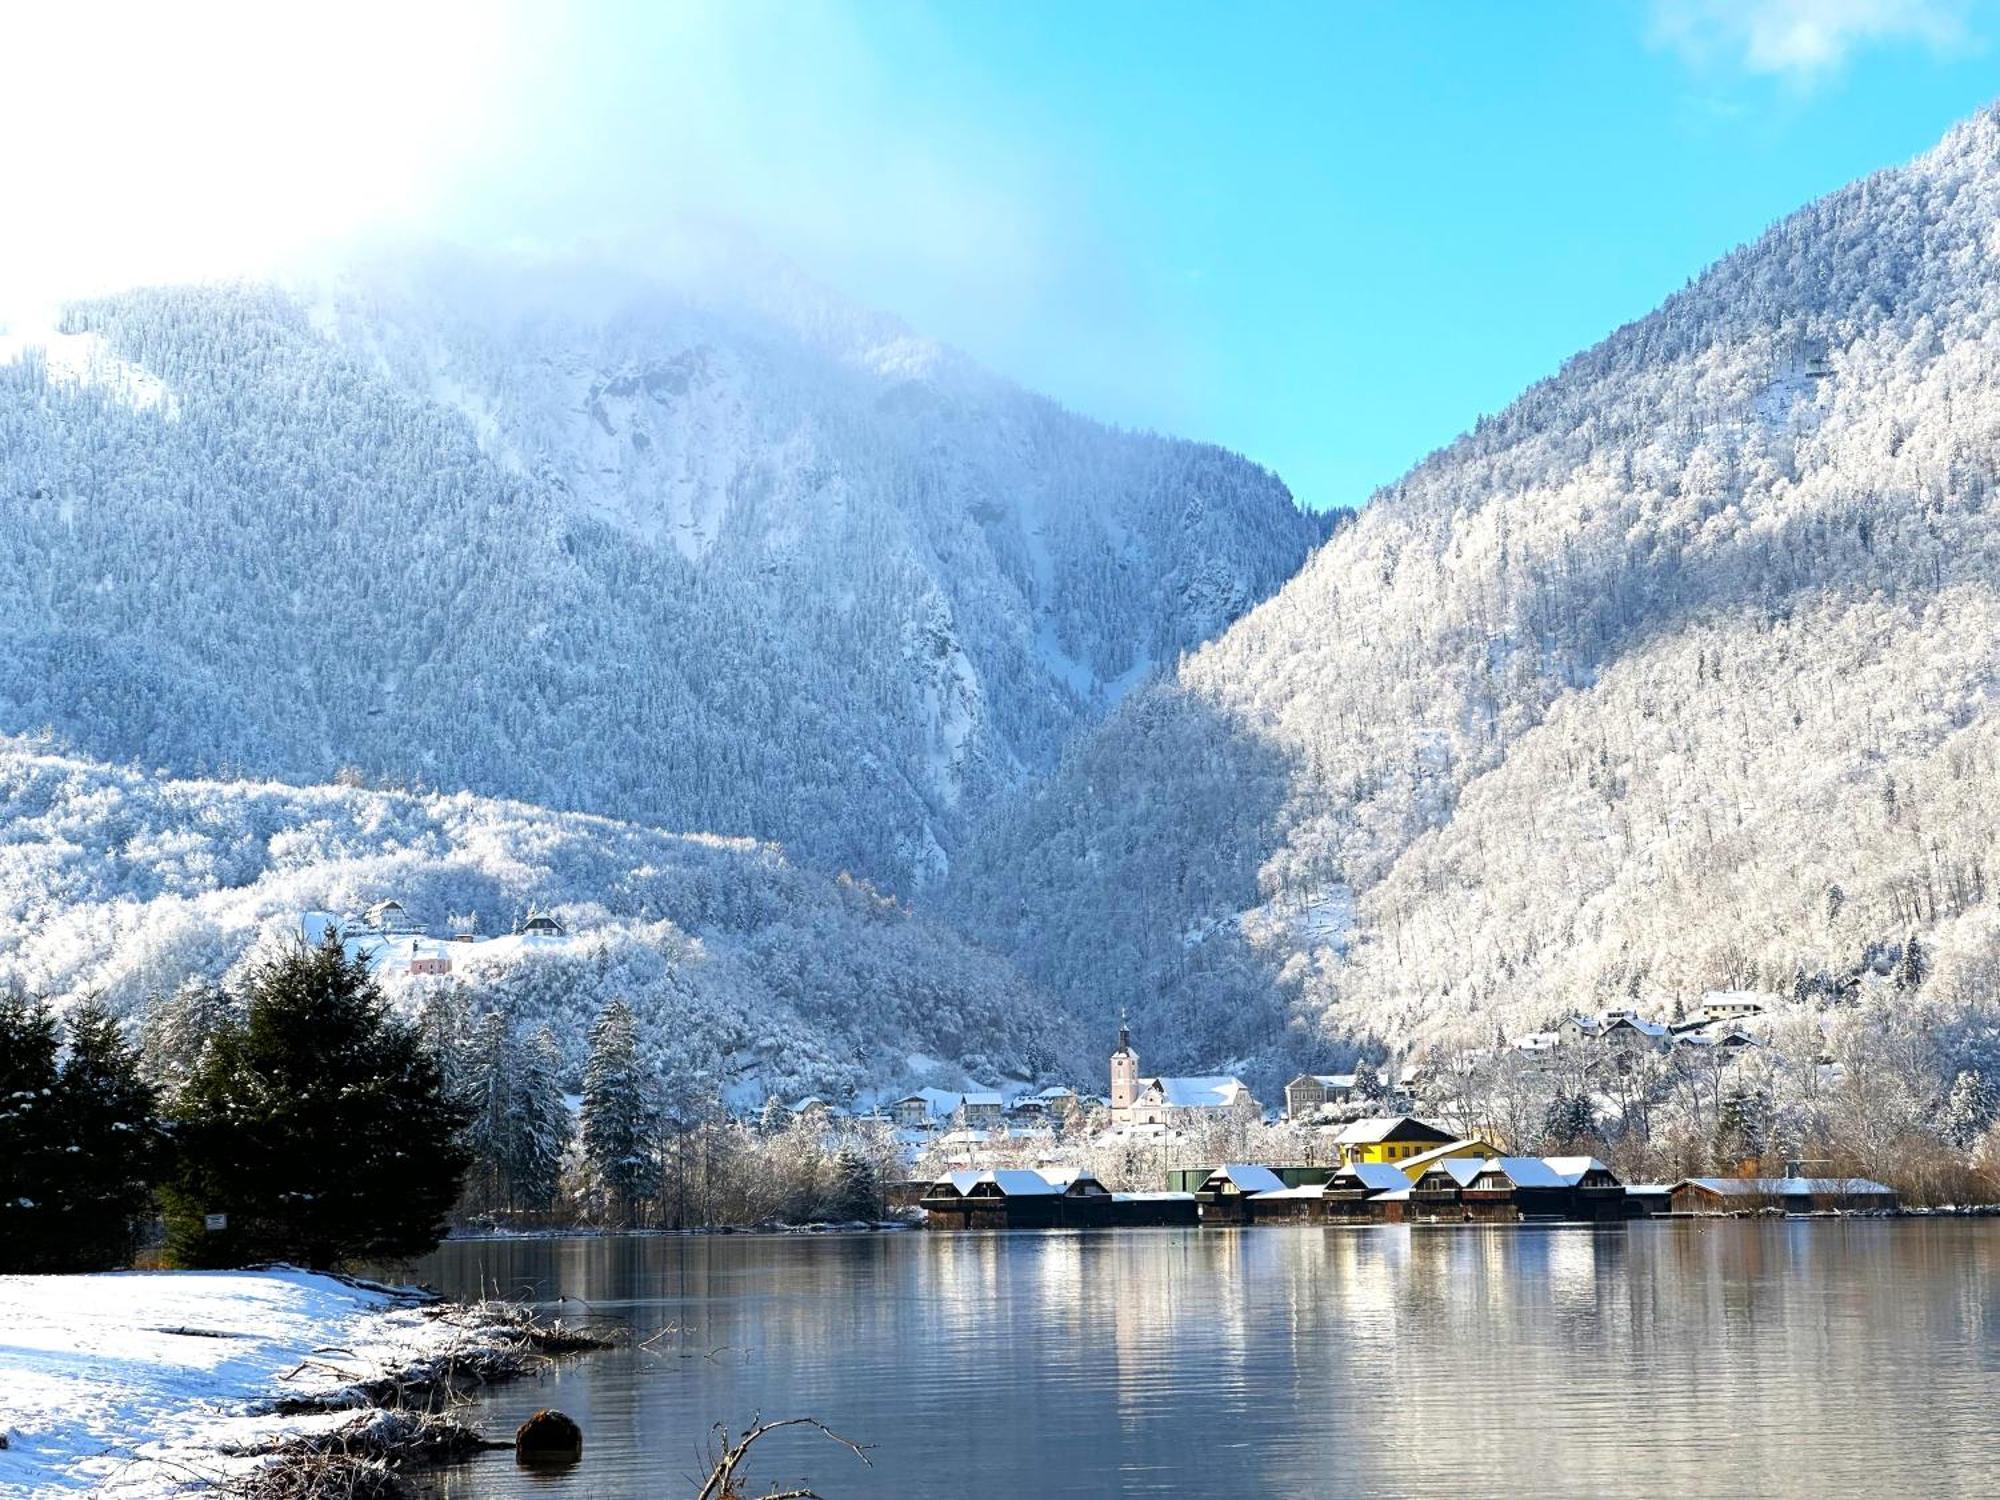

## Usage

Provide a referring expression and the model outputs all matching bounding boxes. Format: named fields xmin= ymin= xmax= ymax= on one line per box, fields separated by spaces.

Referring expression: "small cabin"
xmin=515 ymin=911 xmax=567 ymax=937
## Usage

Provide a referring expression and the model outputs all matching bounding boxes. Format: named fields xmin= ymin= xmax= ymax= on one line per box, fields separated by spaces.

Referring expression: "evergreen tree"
xmin=830 ymin=1147 xmax=880 ymax=1221
xmin=162 ymin=937 xmax=471 ymax=1268
xmin=460 ymin=1010 xmax=517 ymax=1216
xmin=138 ymin=979 xmax=236 ymax=1103
xmin=0 ymin=991 xmax=64 ymax=1272
xmin=1353 ymin=1060 xmax=1386 ymax=1101
xmin=580 ymin=999 xmax=659 ymax=1225
xmin=1541 ymin=1090 xmax=1594 ymax=1150
xmin=510 ymin=1026 xmax=570 ymax=1216
xmin=1716 ymin=1084 xmax=1773 ymax=1167
xmin=1895 ymin=934 xmax=1929 ymax=995
xmin=1942 ymin=1070 xmax=1996 ymax=1149
xmin=57 ymin=1000 xmax=163 ymax=1270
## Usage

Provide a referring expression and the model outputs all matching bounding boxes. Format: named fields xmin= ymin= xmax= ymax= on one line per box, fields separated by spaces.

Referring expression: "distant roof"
xmin=1475 ymin=1157 xmax=1571 ymax=1189
xmin=1033 ymin=1085 xmax=1078 ymax=1099
xmin=1392 ymin=1144 xmax=1504 ymax=1184
xmin=1290 ymin=1073 xmax=1357 ymax=1089
xmin=1335 ymin=1115 xmax=1455 ymax=1146
xmin=1680 ymin=1176 xmax=1895 ymax=1196
xmin=1139 ymin=1075 xmax=1251 ymax=1109
xmin=936 ymin=1168 xmax=1061 ymax=1197
xmin=1542 ymin=1155 xmax=1615 ymax=1185
xmin=1338 ymin=1162 xmax=1415 ymax=1193
xmin=1203 ymin=1163 xmax=1286 ymax=1194
xmin=960 ymin=1092 xmax=1005 ymax=1107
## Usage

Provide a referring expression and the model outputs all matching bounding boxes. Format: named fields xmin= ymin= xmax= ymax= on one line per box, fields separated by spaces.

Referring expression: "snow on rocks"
xmin=0 ymin=1268 xmax=531 ymax=1497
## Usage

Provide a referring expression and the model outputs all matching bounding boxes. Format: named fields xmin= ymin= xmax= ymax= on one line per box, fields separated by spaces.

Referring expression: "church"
xmin=1108 ymin=1016 xmax=1259 ymax=1131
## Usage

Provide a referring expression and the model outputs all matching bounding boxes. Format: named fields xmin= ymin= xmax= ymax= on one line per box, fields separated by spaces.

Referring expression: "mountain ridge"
xmin=945 ymin=101 xmax=2000 ymax=1078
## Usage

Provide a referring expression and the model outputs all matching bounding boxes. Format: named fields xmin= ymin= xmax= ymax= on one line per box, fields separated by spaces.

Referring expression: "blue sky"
xmin=8 ymin=1 xmax=1999 ymax=512
xmin=749 ymin=1 xmax=2000 ymax=511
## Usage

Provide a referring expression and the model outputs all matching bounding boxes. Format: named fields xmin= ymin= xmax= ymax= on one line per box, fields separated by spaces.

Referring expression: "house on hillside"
xmin=1701 ymin=991 xmax=1770 ymax=1023
xmin=515 ymin=910 xmax=566 ymax=937
xmin=889 ymin=1087 xmax=965 ymax=1130
xmin=1334 ymin=1116 xmax=1458 ymax=1167
xmin=361 ymin=899 xmax=425 ymax=936
xmin=955 ymin=1093 xmax=1006 ymax=1131
xmin=1284 ymin=1073 xmax=1358 ymax=1120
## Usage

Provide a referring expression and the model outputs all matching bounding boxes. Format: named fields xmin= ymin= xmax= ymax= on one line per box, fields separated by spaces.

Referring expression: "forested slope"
xmin=0 ymin=740 xmax=1078 ymax=1099
xmin=948 ymin=105 xmax=2000 ymax=1076
xmin=0 ymin=250 xmax=1324 ymax=890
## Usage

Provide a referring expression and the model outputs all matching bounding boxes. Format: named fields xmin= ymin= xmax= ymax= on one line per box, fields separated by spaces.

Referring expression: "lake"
xmin=406 ymin=1221 xmax=2000 ymax=1498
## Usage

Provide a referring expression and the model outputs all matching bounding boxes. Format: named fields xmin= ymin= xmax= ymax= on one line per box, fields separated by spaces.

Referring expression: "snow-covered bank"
xmin=0 ymin=1269 xmax=547 ymax=1498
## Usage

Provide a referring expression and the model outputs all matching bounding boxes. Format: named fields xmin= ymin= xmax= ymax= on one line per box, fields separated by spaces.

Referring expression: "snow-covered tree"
xmin=580 ymin=999 xmax=660 ymax=1225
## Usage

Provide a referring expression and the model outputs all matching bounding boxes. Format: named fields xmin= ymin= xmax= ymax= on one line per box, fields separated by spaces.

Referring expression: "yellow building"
xmin=1333 ymin=1115 xmax=1459 ymax=1167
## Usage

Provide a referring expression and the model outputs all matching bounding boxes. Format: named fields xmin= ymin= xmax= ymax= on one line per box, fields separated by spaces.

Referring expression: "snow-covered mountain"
xmin=0 ymin=248 xmax=1325 ymax=889
xmin=947 ymin=105 xmax=2000 ymax=1077
xmin=0 ymin=739 xmax=1079 ymax=1099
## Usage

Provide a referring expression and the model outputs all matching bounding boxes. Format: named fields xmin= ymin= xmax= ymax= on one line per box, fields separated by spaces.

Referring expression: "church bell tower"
xmin=1109 ymin=1010 xmax=1139 ymax=1111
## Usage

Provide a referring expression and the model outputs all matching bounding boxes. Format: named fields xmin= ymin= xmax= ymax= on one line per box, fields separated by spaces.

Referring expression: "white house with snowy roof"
xmin=1107 ymin=1018 xmax=1259 ymax=1131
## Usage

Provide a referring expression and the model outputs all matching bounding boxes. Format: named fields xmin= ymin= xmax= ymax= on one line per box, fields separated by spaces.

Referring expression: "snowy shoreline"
xmin=0 ymin=1268 xmax=592 ymax=1498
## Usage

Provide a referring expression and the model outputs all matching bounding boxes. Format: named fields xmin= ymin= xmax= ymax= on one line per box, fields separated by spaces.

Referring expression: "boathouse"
xmin=1543 ymin=1156 xmax=1630 ymax=1220
xmin=1462 ymin=1157 xmax=1576 ymax=1220
xmin=1669 ymin=1177 xmax=1900 ymax=1215
xmin=1195 ymin=1164 xmax=1288 ymax=1224
xmin=1248 ymin=1162 xmax=1411 ymax=1224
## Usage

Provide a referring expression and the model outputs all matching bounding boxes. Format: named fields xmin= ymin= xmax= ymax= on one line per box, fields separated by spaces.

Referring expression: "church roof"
xmin=1141 ymin=1075 xmax=1250 ymax=1109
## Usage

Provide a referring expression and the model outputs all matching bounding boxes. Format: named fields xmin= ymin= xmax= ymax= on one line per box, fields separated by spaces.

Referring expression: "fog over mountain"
xmin=948 ymin=106 xmax=2000 ymax=1078
xmin=0 ymin=245 xmax=1325 ymax=892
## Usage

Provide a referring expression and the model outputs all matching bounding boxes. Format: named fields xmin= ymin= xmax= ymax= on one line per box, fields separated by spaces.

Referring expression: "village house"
xmin=1701 ymin=991 xmax=1771 ymax=1023
xmin=1333 ymin=1116 xmax=1458 ymax=1167
xmin=514 ymin=910 xmax=566 ymax=937
xmin=954 ymin=1093 xmax=1006 ymax=1131
xmin=361 ymin=899 xmax=426 ymax=936
xmin=1108 ymin=1019 xmax=1258 ymax=1131
xmin=1283 ymin=1073 xmax=1358 ymax=1120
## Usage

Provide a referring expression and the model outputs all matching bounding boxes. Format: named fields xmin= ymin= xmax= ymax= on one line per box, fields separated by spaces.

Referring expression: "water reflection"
xmin=404 ymin=1222 xmax=2000 ymax=1499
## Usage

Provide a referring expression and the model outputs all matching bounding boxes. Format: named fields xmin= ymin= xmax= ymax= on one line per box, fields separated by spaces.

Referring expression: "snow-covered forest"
xmin=0 ymin=249 xmax=1324 ymax=891
xmin=0 ymin=740 xmax=1080 ymax=1099
xmin=12 ymin=105 xmax=2000 ymax=1136
xmin=948 ymin=104 xmax=2000 ymax=1079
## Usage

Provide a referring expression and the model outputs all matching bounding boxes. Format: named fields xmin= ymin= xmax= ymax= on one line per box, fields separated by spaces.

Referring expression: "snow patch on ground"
xmin=0 ymin=1269 xmax=482 ymax=1498
xmin=0 ymin=327 xmax=179 ymax=419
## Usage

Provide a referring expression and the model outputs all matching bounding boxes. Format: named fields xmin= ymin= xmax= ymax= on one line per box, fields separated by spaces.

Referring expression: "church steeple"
xmin=1109 ymin=1009 xmax=1139 ymax=1111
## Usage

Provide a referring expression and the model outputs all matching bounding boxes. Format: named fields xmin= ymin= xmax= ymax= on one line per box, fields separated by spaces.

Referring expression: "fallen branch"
xmin=695 ymin=1416 xmax=870 ymax=1500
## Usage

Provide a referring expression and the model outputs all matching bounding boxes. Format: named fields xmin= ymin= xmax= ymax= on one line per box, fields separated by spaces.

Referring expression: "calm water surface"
xmin=403 ymin=1222 xmax=2000 ymax=1498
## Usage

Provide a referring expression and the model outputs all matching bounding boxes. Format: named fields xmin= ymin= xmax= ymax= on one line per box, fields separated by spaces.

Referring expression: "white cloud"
xmin=0 ymin=0 xmax=519 ymax=312
xmin=1649 ymin=0 xmax=1973 ymax=82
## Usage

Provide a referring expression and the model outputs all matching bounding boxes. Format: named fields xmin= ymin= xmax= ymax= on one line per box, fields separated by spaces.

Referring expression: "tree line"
xmin=0 ymin=934 xmax=906 ymax=1275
